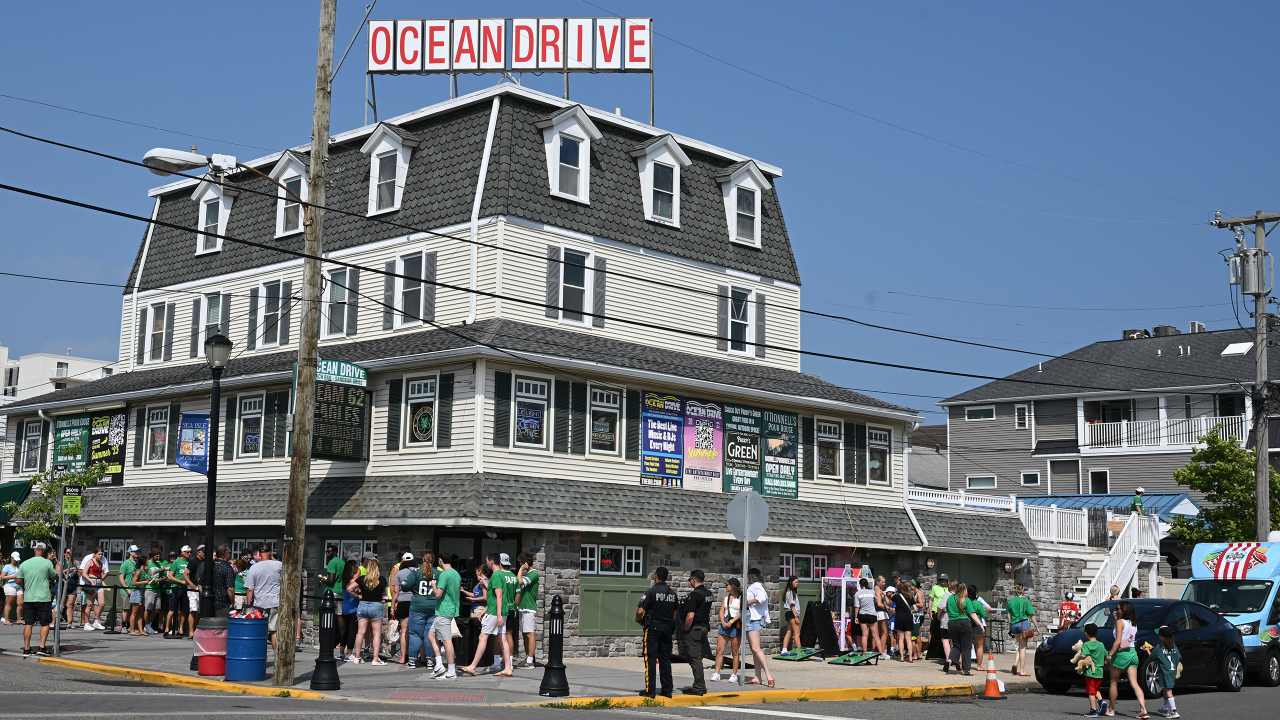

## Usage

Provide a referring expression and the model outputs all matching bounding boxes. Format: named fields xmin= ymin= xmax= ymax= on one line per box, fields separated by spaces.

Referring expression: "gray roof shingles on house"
xmin=1 ymin=318 xmax=915 ymax=415
xmin=942 ymin=328 xmax=1259 ymax=404
xmin=128 ymin=91 xmax=800 ymax=294
xmin=912 ymin=508 xmax=1037 ymax=556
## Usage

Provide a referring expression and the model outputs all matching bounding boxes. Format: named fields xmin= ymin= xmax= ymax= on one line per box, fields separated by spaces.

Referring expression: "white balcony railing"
xmin=907 ymin=487 xmax=1017 ymax=512
xmin=51 ymin=367 xmax=69 ymax=378
xmin=1019 ymin=502 xmax=1088 ymax=545
xmin=1084 ymin=415 xmax=1246 ymax=450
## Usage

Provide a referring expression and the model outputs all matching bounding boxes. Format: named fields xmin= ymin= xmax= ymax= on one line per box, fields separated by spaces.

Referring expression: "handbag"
xmin=450 ymin=618 xmax=462 ymax=639
xmin=1021 ymin=628 xmax=1037 ymax=639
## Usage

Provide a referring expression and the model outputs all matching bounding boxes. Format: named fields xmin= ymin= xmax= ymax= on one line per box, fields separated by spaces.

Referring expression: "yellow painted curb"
xmin=39 ymin=657 xmax=331 ymax=700
xmin=518 ymin=683 xmax=975 ymax=708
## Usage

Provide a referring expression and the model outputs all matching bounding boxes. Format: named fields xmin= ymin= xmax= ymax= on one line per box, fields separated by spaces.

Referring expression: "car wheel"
xmin=1217 ymin=652 xmax=1245 ymax=692
xmin=1258 ymin=649 xmax=1280 ymax=688
xmin=1139 ymin=655 xmax=1163 ymax=699
xmin=1040 ymin=681 xmax=1071 ymax=695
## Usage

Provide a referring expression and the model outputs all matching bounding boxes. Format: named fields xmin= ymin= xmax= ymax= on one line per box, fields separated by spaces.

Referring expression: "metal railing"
xmin=1084 ymin=415 xmax=1246 ymax=450
xmin=1020 ymin=502 xmax=1088 ymax=545
xmin=1081 ymin=514 xmax=1161 ymax=614
xmin=907 ymin=487 xmax=1017 ymax=512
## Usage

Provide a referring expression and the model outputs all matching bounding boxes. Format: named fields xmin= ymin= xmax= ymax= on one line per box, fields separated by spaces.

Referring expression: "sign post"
xmin=726 ymin=489 xmax=768 ymax=686
xmin=53 ymin=485 xmax=80 ymax=657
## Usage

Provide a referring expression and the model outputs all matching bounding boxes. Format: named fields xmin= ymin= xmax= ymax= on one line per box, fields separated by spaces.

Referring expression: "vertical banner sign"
xmin=722 ymin=404 xmax=763 ymax=493
xmin=640 ymin=392 xmax=684 ymax=487
xmin=176 ymin=413 xmax=211 ymax=475
xmin=762 ymin=410 xmax=799 ymax=498
xmin=53 ymin=411 xmax=127 ymax=486
xmin=682 ymin=399 xmax=723 ymax=491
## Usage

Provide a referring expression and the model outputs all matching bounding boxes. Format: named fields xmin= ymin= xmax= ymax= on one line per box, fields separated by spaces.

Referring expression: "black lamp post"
xmin=200 ymin=334 xmax=233 ymax=618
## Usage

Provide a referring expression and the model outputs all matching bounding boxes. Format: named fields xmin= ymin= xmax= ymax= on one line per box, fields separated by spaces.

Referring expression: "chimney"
xmin=1189 ymin=321 xmax=1205 ymax=334
xmin=1122 ymin=329 xmax=1151 ymax=340
xmin=1153 ymin=325 xmax=1181 ymax=337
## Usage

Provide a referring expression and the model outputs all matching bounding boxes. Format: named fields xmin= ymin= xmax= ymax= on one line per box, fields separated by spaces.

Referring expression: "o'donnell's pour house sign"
xmin=368 ymin=18 xmax=652 ymax=74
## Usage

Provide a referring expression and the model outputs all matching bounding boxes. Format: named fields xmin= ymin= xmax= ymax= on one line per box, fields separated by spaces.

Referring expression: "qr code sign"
xmin=694 ymin=419 xmax=714 ymax=450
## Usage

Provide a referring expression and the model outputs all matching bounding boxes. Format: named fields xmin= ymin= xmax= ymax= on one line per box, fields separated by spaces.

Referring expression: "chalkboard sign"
xmin=311 ymin=381 xmax=370 ymax=462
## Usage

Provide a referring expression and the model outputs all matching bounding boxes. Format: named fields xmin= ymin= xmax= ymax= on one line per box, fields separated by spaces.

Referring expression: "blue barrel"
xmin=225 ymin=617 xmax=269 ymax=682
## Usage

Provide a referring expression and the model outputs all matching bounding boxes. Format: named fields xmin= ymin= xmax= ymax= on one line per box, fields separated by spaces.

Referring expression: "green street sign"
xmin=63 ymin=494 xmax=81 ymax=515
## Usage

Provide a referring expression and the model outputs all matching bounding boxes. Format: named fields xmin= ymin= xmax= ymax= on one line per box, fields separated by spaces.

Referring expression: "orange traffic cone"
xmin=982 ymin=653 xmax=1007 ymax=699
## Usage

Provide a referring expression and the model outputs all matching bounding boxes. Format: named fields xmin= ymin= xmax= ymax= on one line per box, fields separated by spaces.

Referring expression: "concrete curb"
xmin=38 ymin=657 xmax=332 ymax=700
xmin=516 ymin=683 xmax=976 ymax=708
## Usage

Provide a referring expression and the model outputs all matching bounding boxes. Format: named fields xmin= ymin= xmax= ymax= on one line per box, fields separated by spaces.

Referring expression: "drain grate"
xmin=389 ymin=692 xmax=484 ymax=701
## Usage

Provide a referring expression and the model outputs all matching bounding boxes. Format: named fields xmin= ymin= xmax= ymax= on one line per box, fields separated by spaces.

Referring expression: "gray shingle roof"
xmin=1 ymin=319 xmax=914 ymax=415
xmin=942 ymin=328 xmax=1259 ymax=403
xmin=912 ymin=508 xmax=1037 ymax=556
xmin=128 ymin=93 xmax=800 ymax=292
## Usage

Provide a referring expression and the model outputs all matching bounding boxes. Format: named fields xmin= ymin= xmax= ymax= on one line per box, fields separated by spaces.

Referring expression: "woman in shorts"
xmin=854 ymin=577 xmax=879 ymax=654
xmin=1005 ymin=584 xmax=1037 ymax=676
xmin=711 ymin=578 xmax=741 ymax=682
xmin=780 ymin=576 xmax=801 ymax=652
xmin=2 ymin=552 xmax=22 ymax=625
xmin=1106 ymin=601 xmax=1149 ymax=719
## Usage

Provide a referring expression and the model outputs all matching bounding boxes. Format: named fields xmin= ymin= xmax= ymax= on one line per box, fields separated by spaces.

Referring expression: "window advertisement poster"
xmin=762 ymin=409 xmax=799 ymax=498
xmin=682 ymin=399 xmax=723 ymax=491
xmin=175 ymin=413 xmax=210 ymax=475
xmin=53 ymin=411 xmax=127 ymax=486
xmin=722 ymin=403 xmax=763 ymax=493
xmin=640 ymin=391 xmax=684 ymax=487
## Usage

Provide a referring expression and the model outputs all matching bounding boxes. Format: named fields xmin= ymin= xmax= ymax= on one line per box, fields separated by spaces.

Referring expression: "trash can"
xmin=194 ymin=617 xmax=229 ymax=676
xmin=225 ymin=617 xmax=269 ymax=681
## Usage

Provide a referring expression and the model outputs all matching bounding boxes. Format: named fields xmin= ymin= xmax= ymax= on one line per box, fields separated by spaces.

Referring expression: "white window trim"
xmin=597 ymin=544 xmax=625 ymax=576
xmin=402 ymin=372 xmax=440 ymax=450
xmin=867 ymin=424 xmax=892 ymax=486
xmin=630 ymin=135 xmax=691 ymax=227
xmin=1021 ymin=471 xmax=1041 ymax=486
xmin=717 ymin=160 xmax=769 ymax=248
xmin=587 ymin=384 xmax=623 ymax=458
xmin=511 ymin=372 xmax=553 ymax=454
xmin=394 ymin=250 xmax=427 ymax=329
xmin=321 ymin=269 xmax=351 ymax=339
xmin=196 ymin=289 xmax=224 ymax=357
xmin=1088 ymin=468 xmax=1110 ymax=495
xmin=144 ymin=405 xmax=169 ymax=466
xmin=779 ymin=553 xmax=793 ymax=579
xmin=965 ymin=405 xmax=996 ymax=421
xmin=1014 ymin=404 xmax=1031 ymax=430
xmin=558 ymin=245 xmax=594 ymax=328
xmin=726 ymin=286 xmax=755 ymax=357
xmin=624 ymin=546 xmax=644 ymax=576
xmin=268 ymin=152 xmax=308 ymax=239
xmin=812 ymin=555 xmax=828 ymax=580
xmin=814 ymin=415 xmax=844 ymax=481
xmin=190 ymin=180 xmax=236 ymax=255
xmin=20 ymin=420 xmax=42 ymax=473
xmin=966 ymin=474 xmax=997 ymax=489
xmin=535 ymin=105 xmax=603 ymax=205
xmin=235 ymin=393 xmax=266 ymax=461
xmin=360 ymin=123 xmax=419 ymax=217
xmin=579 ymin=544 xmax=598 ymax=574
xmin=144 ymin=300 xmax=170 ymax=365
xmin=256 ymin=279 xmax=286 ymax=349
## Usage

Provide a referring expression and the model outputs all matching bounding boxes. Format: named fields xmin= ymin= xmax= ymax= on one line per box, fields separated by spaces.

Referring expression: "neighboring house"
xmin=940 ymin=326 xmax=1259 ymax=504
xmin=1 ymin=83 xmax=1043 ymax=652
xmin=907 ymin=423 xmax=948 ymax=490
xmin=3 ymin=346 xmax=117 ymax=399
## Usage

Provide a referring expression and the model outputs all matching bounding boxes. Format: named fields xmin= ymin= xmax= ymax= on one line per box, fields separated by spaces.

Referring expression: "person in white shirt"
xmin=710 ymin=578 xmax=741 ymax=682
xmin=2 ymin=552 xmax=23 ymax=625
xmin=742 ymin=568 xmax=774 ymax=687
xmin=781 ymin=576 xmax=802 ymax=653
xmin=854 ymin=577 xmax=879 ymax=654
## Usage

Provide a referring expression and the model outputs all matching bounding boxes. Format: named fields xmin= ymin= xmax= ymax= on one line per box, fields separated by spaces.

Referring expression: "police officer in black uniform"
xmin=636 ymin=566 xmax=677 ymax=698
xmin=680 ymin=569 xmax=714 ymax=695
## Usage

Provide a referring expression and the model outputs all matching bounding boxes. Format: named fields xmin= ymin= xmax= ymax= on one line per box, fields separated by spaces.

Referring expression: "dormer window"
xmin=630 ymin=134 xmax=691 ymax=227
xmin=360 ymin=123 xmax=421 ymax=216
xmin=190 ymin=179 xmax=236 ymax=255
xmin=268 ymin=151 xmax=308 ymax=238
xmin=716 ymin=160 xmax=769 ymax=248
xmin=201 ymin=199 xmax=220 ymax=251
xmin=283 ymin=178 xmax=302 ymax=231
xmin=536 ymin=104 xmax=603 ymax=204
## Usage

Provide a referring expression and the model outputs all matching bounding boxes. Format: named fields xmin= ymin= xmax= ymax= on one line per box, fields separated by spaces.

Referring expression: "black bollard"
xmin=538 ymin=595 xmax=570 ymax=697
xmin=310 ymin=589 xmax=342 ymax=690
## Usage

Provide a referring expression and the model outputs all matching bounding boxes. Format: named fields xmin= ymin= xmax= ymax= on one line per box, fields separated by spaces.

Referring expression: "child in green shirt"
xmin=1154 ymin=626 xmax=1183 ymax=718
xmin=1079 ymin=623 xmax=1108 ymax=716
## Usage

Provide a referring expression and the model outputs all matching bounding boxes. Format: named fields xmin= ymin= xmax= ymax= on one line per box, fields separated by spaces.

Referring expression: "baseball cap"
xmin=1158 ymin=625 xmax=1174 ymax=638
xmin=196 ymin=545 xmax=205 ymax=552
xmin=10 ymin=551 xmax=19 ymax=561
xmin=362 ymin=551 xmax=377 ymax=560
xmin=127 ymin=545 xmax=140 ymax=553
xmin=885 ymin=586 xmax=897 ymax=594
xmin=500 ymin=553 xmax=511 ymax=567
xmin=402 ymin=552 xmax=414 ymax=561
xmin=938 ymin=573 xmax=949 ymax=580
xmin=1136 ymin=487 xmax=1145 ymax=493
xmin=181 ymin=545 xmax=192 ymax=553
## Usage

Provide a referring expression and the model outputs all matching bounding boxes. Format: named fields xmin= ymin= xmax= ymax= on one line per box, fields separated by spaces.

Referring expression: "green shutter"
xmin=437 ymin=373 xmax=454 ymax=449
xmin=132 ymin=409 xmax=145 ymax=467
xmin=553 ymin=379 xmax=570 ymax=453
xmin=386 ymin=379 xmax=402 ymax=451
xmin=624 ymin=389 xmax=640 ymax=460
xmin=223 ymin=397 xmax=237 ymax=461
xmin=493 ymin=372 xmax=511 ymax=448
xmin=570 ymin=382 xmax=587 ymax=455
xmin=166 ymin=404 xmax=180 ymax=465
xmin=801 ymin=416 xmax=815 ymax=480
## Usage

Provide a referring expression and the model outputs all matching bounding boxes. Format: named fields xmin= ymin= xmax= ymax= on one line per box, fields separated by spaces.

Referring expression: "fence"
xmin=1019 ymin=503 xmax=1088 ymax=545
xmin=906 ymin=487 xmax=1017 ymax=512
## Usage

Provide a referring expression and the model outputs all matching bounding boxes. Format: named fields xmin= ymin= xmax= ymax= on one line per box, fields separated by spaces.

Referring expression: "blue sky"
xmin=1 ymin=1 xmax=1276 ymax=418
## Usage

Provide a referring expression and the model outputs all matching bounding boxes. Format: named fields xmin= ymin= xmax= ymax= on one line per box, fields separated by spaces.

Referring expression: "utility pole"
xmin=1214 ymin=209 xmax=1280 ymax=542
xmin=274 ymin=0 xmax=335 ymax=687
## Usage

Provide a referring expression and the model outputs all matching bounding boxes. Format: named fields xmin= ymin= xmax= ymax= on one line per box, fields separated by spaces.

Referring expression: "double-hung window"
xmin=560 ymin=251 xmax=589 ymax=324
xmin=1015 ymin=404 xmax=1030 ymax=430
xmin=202 ymin=200 xmax=220 ymax=251
xmin=868 ymin=427 xmax=891 ymax=485
xmin=325 ymin=270 xmax=348 ymax=337
xmin=652 ymin=163 xmax=674 ymax=220
xmin=260 ymin=281 xmax=282 ymax=346
xmin=375 ymin=153 xmax=397 ymax=211
xmin=282 ymin=177 xmax=303 ymax=233
xmin=399 ymin=253 xmax=423 ymax=325
xmin=21 ymin=421 xmax=42 ymax=472
xmin=203 ymin=294 xmax=222 ymax=344
xmin=589 ymin=386 xmax=621 ymax=455
xmin=558 ymin=135 xmax=582 ymax=198
xmin=816 ymin=419 xmax=842 ymax=480
xmin=404 ymin=375 xmax=437 ymax=447
xmin=238 ymin=396 xmax=264 ymax=458
xmin=513 ymin=377 xmax=550 ymax=450
xmin=146 ymin=407 xmax=169 ymax=465
xmin=729 ymin=288 xmax=752 ymax=353
xmin=735 ymin=187 xmax=757 ymax=243
xmin=148 ymin=302 xmax=167 ymax=361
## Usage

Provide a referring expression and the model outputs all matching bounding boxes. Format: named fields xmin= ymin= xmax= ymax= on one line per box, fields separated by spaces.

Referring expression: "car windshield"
xmin=1182 ymin=579 xmax=1274 ymax=614
xmin=1074 ymin=602 xmax=1169 ymax=631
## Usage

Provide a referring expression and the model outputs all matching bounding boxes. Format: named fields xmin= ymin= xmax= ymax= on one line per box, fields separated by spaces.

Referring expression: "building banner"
xmin=176 ymin=413 xmax=210 ymax=475
xmin=762 ymin=410 xmax=799 ymax=498
xmin=640 ymin=391 xmax=684 ymax=487
xmin=53 ymin=411 xmax=127 ymax=486
xmin=682 ymin=399 xmax=723 ymax=492
xmin=722 ymin=403 xmax=763 ymax=493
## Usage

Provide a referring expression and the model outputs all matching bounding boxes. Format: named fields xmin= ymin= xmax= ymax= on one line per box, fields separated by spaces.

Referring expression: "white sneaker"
xmin=350 ymin=657 xmax=364 ymax=664
xmin=92 ymin=621 xmax=105 ymax=630
xmin=430 ymin=665 xmax=448 ymax=678
xmin=83 ymin=623 xmax=94 ymax=631
xmin=443 ymin=672 xmax=457 ymax=679
xmin=728 ymin=674 xmax=738 ymax=683
xmin=371 ymin=659 xmax=386 ymax=666
xmin=711 ymin=673 xmax=721 ymax=682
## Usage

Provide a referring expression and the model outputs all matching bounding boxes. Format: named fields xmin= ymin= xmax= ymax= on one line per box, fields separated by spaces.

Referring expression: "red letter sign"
xmin=368 ymin=20 xmax=395 ymax=72
xmin=567 ymin=18 xmax=592 ymax=70
xmin=539 ymin=19 xmax=564 ymax=69
xmin=595 ymin=18 xmax=621 ymax=70
xmin=425 ymin=20 xmax=450 ymax=71
xmin=452 ymin=19 xmax=479 ymax=70
xmin=512 ymin=19 xmax=536 ymax=69
xmin=396 ymin=21 xmax=422 ymax=72
xmin=480 ymin=19 xmax=504 ymax=70
xmin=625 ymin=18 xmax=650 ymax=71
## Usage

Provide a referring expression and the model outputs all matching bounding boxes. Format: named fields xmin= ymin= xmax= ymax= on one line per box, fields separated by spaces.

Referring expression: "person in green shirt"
xmin=945 ymin=583 xmax=976 ymax=675
xmin=323 ymin=545 xmax=345 ymax=596
xmin=398 ymin=558 xmax=436 ymax=669
xmin=1005 ymin=584 xmax=1037 ymax=676
xmin=16 ymin=543 xmax=58 ymax=656
xmin=1130 ymin=488 xmax=1145 ymax=515
xmin=1079 ymin=623 xmax=1108 ymax=716
xmin=166 ymin=547 xmax=191 ymax=638
xmin=515 ymin=552 xmax=540 ymax=668
xmin=141 ymin=550 xmax=165 ymax=635
xmin=428 ymin=552 xmax=462 ymax=678
xmin=460 ymin=552 xmax=514 ymax=677
xmin=117 ymin=546 xmax=140 ymax=635
xmin=233 ymin=558 xmax=249 ymax=612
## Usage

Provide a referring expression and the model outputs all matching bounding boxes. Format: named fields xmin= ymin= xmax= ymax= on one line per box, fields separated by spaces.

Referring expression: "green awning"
xmin=0 ymin=480 xmax=33 ymax=525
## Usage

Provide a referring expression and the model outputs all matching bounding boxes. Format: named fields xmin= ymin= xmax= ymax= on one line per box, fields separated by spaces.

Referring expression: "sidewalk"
xmin=0 ymin=622 xmax=1038 ymax=705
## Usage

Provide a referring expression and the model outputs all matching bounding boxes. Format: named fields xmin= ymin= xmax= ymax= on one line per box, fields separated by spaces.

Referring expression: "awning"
xmin=0 ymin=480 xmax=33 ymax=525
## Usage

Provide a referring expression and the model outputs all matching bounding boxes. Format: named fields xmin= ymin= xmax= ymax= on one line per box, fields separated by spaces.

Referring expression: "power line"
xmin=806 ymin=297 xmax=1238 ymax=331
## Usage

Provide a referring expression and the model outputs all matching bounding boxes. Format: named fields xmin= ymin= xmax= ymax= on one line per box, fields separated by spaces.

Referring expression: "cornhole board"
xmin=828 ymin=650 xmax=879 ymax=666
xmin=773 ymin=647 xmax=823 ymax=661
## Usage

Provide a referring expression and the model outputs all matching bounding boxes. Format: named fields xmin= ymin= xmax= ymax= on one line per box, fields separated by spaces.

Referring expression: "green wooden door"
xmin=579 ymin=576 xmax=649 ymax=636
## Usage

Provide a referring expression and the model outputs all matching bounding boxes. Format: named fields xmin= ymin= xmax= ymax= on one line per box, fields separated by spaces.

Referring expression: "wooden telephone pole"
xmin=274 ymin=0 xmax=336 ymax=687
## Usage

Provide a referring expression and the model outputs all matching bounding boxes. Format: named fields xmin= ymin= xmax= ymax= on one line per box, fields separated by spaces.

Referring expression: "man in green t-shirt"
xmin=1130 ymin=488 xmax=1145 ymax=515
xmin=427 ymin=552 xmax=461 ymax=678
xmin=515 ymin=552 xmax=540 ymax=668
xmin=143 ymin=550 xmax=166 ymax=635
xmin=166 ymin=547 xmax=191 ymax=638
xmin=16 ymin=543 xmax=58 ymax=655
xmin=461 ymin=552 xmax=514 ymax=677
xmin=117 ymin=546 xmax=140 ymax=635
xmin=929 ymin=573 xmax=950 ymax=613
xmin=323 ymin=545 xmax=345 ymax=596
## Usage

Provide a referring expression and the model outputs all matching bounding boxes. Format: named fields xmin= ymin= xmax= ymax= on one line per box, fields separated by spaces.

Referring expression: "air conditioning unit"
xmin=1122 ymin=329 xmax=1151 ymax=340
xmin=1189 ymin=321 xmax=1205 ymax=334
xmin=1153 ymin=325 xmax=1181 ymax=337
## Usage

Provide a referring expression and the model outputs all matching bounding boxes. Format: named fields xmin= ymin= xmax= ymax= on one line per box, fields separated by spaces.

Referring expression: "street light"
xmin=142 ymin=148 xmax=308 ymax=222
xmin=200 ymin=334 xmax=233 ymax=618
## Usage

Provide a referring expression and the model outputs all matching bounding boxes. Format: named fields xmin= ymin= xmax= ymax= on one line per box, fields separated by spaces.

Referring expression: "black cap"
xmin=1084 ymin=623 xmax=1099 ymax=635
xmin=1158 ymin=625 xmax=1174 ymax=638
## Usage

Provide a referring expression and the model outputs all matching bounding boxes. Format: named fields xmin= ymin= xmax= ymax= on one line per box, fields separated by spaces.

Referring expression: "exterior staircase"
xmin=1048 ymin=514 xmax=1161 ymax=630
